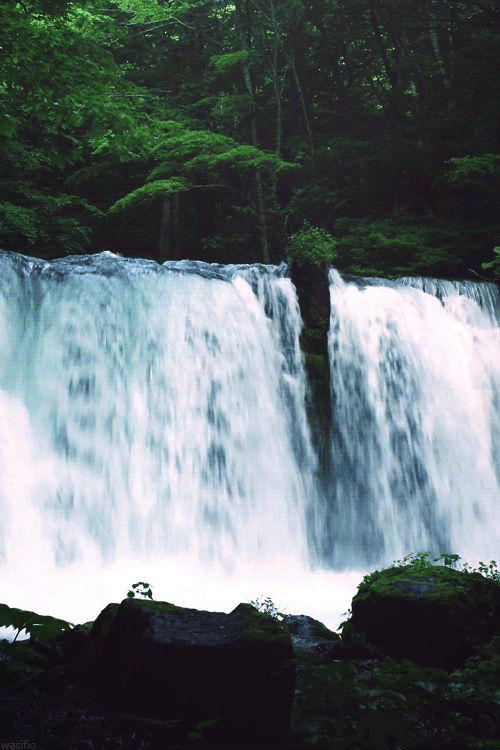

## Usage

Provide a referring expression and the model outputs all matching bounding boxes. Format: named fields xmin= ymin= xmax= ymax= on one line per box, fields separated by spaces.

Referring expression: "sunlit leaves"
xmin=209 ymin=51 xmax=249 ymax=72
xmin=109 ymin=178 xmax=191 ymax=212
xmin=114 ymin=0 xmax=168 ymax=24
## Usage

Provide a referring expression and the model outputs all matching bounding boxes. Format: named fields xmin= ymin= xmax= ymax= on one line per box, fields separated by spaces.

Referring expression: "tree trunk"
xmin=158 ymin=192 xmax=180 ymax=262
xmin=269 ymin=2 xmax=315 ymax=178
xmin=158 ymin=193 xmax=171 ymax=263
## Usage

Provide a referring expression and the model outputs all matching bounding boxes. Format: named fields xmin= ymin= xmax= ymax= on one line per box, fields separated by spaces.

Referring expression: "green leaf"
xmin=0 ymin=603 xmax=72 ymax=640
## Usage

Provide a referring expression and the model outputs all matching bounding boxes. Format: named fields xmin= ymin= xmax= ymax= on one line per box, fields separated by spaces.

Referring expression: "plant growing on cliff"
xmin=287 ymin=222 xmax=338 ymax=266
xmin=388 ymin=551 xmax=500 ymax=581
xmin=482 ymin=246 xmax=500 ymax=277
xmin=249 ymin=596 xmax=286 ymax=620
xmin=127 ymin=582 xmax=154 ymax=600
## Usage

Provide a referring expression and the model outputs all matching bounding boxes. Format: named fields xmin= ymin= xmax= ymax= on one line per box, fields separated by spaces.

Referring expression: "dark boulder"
xmin=345 ymin=564 xmax=500 ymax=670
xmin=283 ymin=614 xmax=340 ymax=656
xmin=70 ymin=599 xmax=295 ymax=749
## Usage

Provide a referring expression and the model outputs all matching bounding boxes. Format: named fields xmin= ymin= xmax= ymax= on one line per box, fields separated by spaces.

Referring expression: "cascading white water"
xmin=312 ymin=271 xmax=500 ymax=570
xmin=1 ymin=250 xmax=500 ymax=632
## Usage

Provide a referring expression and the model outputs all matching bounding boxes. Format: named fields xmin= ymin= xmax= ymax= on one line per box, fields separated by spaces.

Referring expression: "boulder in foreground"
xmin=345 ymin=562 xmax=500 ymax=670
xmin=71 ymin=598 xmax=295 ymax=749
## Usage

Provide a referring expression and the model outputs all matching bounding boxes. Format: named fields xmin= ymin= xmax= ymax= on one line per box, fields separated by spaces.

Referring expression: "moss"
xmin=299 ymin=326 xmax=329 ymax=357
xmin=87 ymin=603 xmax=119 ymax=644
xmin=303 ymin=352 xmax=329 ymax=407
xmin=310 ymin=620 xmax=340 ymax=642
xmin=230 ymin=603 xmax=291 ymax=645
xmin=304 ymin=351 xmax=328 ymax=377
xmin=352 ymin=563 xmax=500 ymax=658
xmin=356 ymin=564 xmax=484 ymax=604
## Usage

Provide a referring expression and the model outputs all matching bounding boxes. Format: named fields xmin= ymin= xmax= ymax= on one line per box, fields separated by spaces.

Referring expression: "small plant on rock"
xmin=127 ymin=582 xmax=154 ymax=600
xmin=249 ymin=596 xmax=286 ymax=620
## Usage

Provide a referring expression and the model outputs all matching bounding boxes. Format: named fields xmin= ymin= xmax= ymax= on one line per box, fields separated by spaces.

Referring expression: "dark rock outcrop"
xmin=289 ymin=260 xmax=331 ymax=353
xmin=289 ymin=260 xmax=331 ymax=470
xmin=69 ymin=599 xmax=295 ymax=749
xmin=283 ymin=614 xmax=340 ymax=656
xmin=345 ymin=564 xmax=500 ymax=671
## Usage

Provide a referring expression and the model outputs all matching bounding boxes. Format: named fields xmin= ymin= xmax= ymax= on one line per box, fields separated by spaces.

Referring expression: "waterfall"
xmin=0 ymin=250 xmax=499 ymax=631
xmin=314 ymin=270 xmax=500 ymax=569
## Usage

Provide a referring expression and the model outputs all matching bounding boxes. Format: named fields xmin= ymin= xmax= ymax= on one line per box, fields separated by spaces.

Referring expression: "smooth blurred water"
xmin=0 ymin=251 xmax=499 ymax=632
xmin=309 ymin=271 xmax=500 ymax=570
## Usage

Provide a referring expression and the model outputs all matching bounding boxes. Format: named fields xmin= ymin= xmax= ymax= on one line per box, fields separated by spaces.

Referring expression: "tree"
xmin=0 ymin=0 xmax=153 ymax=256
xmin=108 ymin=121 xmax=296 ymax=261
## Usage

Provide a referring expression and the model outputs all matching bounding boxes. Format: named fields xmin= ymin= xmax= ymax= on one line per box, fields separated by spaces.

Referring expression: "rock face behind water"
xmin=346 ymin=564 xmax=500 ymax=671
xmin=72 ymin=599 xmax=295 ymax=749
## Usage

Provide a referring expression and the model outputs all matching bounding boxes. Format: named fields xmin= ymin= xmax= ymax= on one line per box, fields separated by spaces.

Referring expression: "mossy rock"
xmin=281 ymin=614 xmax=340 ymax=657
xmin=345 ymin=564 xmax=500 ymax=670
xmin=66 ymin=599 xmax=295 ymax=749
xmin=229 ymin=602 xmax=291 ymax=645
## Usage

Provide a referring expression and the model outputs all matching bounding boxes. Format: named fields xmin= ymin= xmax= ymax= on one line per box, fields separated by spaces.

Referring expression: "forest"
xmin=2 ymin=0 xmax=500 ymax=278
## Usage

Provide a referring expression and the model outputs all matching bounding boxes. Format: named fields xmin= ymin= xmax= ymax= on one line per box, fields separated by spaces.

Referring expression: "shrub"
xmin=287 ymin=222 xmax=338 ymax=266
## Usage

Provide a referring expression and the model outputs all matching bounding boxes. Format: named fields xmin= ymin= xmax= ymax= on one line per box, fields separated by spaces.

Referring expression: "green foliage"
xmin=0 ymin=603 xmax=72 ymax=684
xmin=481 ymin=246 xmax=500 ymax=277
xmin=209 ymin=51 xmax=249 ymax=73
xmin=359 ymin=551 xmax=500 ymax=593
xmin=386 ymin=551 xmax=500 ymax=582
xmin=109 ymin=179 xmax=190 ymax=213
xmin=189 ymin=144 xmax=294 ymax=175
xmin=443 ymin=155 xmax=500 ymax=184
xmin=249 ymin=596 xmax=286 ymax=620
xmin=0 ymin=603 xmax=72 ymax=642
xmin=121 ymin=713 xmax=220 ymax=745
xmin=187 ymin=718 xmax=220 ymax=741
xmin=332 ymin=217 xmax=471 ymax=278
xmin=114 ymin=0 xmax=168 ymax=23
xmin=287 ymin=222 xmax=338 ymax=266
xmin=0 ymin=0 xmax=154 ymax=256
xmin=292 ymin=656 xmax=427 ymax=749
xmin=0 ymin=0 xmax=498 ymax=267
xmin=127 ymin=582 xmax=154 ymax=600
xmin=462 ymin=560 xmax=500 ymax=585
xmin=391 ymin=550 xmax=459 ymax=571
xmin=0 ymin=192 xmax=103 ymax=256
xmin=139 ymin=123 xmax=296 ymax=187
